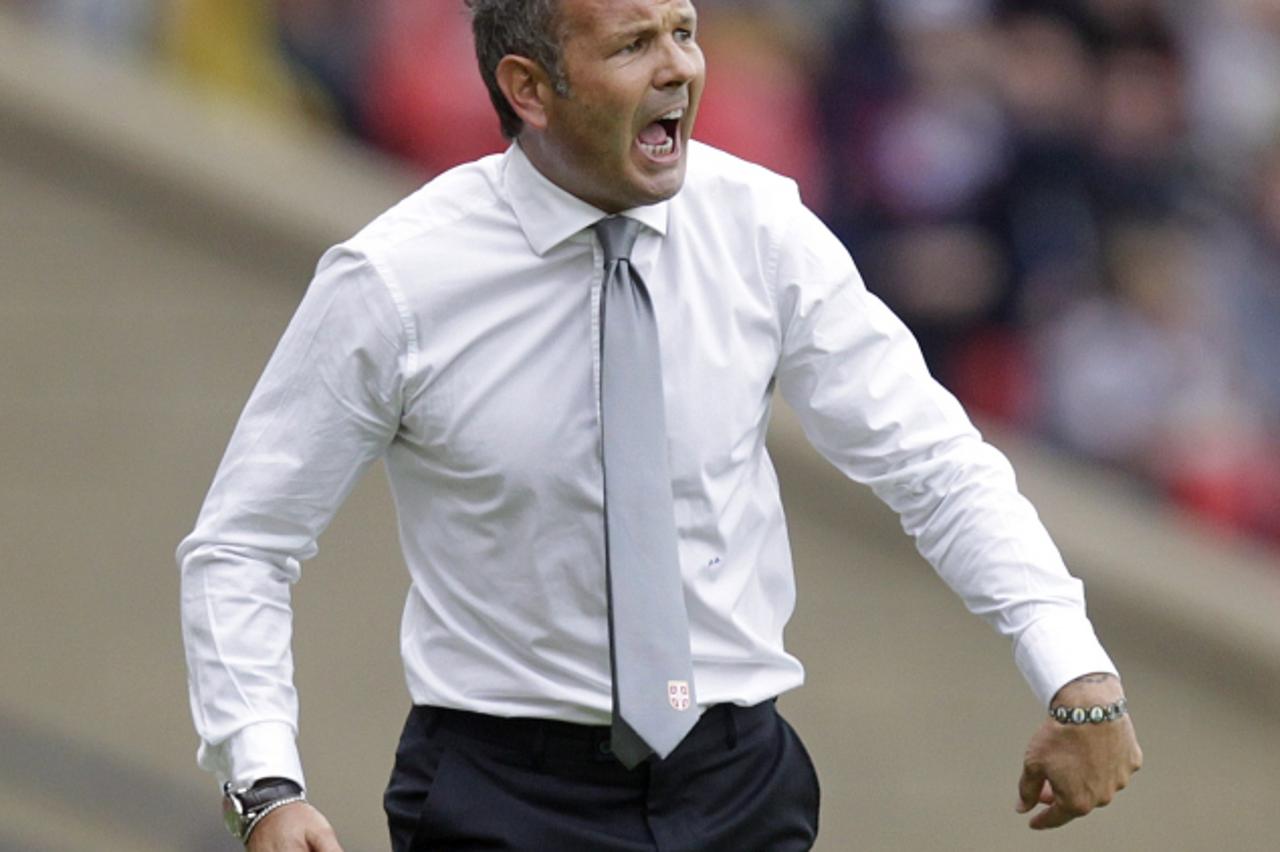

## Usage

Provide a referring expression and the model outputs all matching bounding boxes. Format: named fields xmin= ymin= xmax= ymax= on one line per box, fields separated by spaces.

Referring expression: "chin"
xmin=630 ymin=165 xmax=687 ymax=207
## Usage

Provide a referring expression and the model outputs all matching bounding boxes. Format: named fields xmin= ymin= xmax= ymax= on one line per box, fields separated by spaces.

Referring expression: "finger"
xmin=1017 ymin=780 xmax=1054 ymax=815
xmin=1029 ymin=801 xmax=1081 ymax=831
xmin=1016 ymin=765 xmax=1046 ymax=813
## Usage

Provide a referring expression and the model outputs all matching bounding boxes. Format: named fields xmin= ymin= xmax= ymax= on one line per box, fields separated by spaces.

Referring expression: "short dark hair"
xmin=466 ymin=0 xmax=570 ymax=139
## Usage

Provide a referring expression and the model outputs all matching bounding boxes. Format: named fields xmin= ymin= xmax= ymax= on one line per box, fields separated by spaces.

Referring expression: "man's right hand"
xmin=247 ymin=802 xmax=344 ymax=852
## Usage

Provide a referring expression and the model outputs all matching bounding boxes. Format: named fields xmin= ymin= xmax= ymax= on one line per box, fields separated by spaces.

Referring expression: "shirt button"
xmin=597 ymin=739 xmax=612 ymax=756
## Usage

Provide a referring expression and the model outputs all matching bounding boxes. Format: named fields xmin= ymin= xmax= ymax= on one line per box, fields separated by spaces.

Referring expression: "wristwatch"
xmin=222 ymin=777 xmax=306 ymax=844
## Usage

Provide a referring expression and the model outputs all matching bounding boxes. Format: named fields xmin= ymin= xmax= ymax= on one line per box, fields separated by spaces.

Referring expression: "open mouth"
xmin=636 ymin=108 xmax=684 ymax=159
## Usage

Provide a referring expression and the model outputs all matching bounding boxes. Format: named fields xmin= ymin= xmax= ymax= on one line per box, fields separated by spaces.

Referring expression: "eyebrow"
xmin=669 ymin=8 xmax=697 ymax=29
xmin=611 ymin=7 xmax=698 ymax=41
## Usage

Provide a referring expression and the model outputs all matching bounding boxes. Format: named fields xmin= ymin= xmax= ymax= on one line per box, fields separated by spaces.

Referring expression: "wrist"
xmin=1048 ymin=672 xmax=1128 ymax=725
xmin=1049 ymin=695 xmax=1128 ymax=725
xmin=223 ymin=777 xmax=306 ymax=844
xmin=1050 ymin=672 xmax=1123 ymax=705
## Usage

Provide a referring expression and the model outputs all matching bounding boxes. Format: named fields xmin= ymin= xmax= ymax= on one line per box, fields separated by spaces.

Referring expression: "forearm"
xmin=1051 ymin=672 xmax=1126 ymax=707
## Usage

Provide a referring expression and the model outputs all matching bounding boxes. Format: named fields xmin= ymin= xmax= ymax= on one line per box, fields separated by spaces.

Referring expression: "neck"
xmin=516 ymin=135 xmax=625 ymax=214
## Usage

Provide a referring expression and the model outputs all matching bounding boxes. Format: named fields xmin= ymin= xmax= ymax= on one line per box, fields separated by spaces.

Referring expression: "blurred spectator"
xmin=275 ymin=0 xmax=371 ymax=135
xmin=815 ymin=0 xmax=1280 ymax=549
xmin=1227 ymin=138 xmax=1280 ymax=429
xmin=1176 ymin=0 xmax=1280 ymax=185
xmin=986 ymin=5 xmax=1103 ymax=331
xmin=358 ymin=0 xmax=505 ymax=176
xmin=160 ymin=0 xmax=319 ymax=120
xmin=818 ymin=0 xmax=1015 ymax=373
xmin=1037 ymin=220 xmax=1209 ymax=472
xmin=1189 ymin=135 xmax=1280 ymax=542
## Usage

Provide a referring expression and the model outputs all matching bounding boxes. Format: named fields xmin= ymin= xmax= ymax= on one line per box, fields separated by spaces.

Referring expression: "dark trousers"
xmin=384 ymin=700 xmax=820 ymax=851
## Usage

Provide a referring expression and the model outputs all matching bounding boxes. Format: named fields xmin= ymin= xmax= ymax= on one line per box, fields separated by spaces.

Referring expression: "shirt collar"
xmin=504 ymin=142 xmax=669 ymax=256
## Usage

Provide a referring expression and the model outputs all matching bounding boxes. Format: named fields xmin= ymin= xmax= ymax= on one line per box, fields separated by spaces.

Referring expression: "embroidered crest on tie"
xmin=594 ymin=216 xmax=699 ymax=769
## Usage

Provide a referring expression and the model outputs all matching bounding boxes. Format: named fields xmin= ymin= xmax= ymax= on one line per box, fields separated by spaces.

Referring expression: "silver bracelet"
xmin=1049 ymin=697 xmax=1128 ymax=725
xmin=243 ymin=794 xmax=307 ymax=843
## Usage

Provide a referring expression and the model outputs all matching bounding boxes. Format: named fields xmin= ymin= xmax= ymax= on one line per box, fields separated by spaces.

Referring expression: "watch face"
xmin=222 ymin=790 xmax=248 ymax=840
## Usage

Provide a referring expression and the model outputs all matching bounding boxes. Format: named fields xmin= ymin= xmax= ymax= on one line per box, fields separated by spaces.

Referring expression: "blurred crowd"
xmin=8 ymin=0 xmax=1279 ymax=549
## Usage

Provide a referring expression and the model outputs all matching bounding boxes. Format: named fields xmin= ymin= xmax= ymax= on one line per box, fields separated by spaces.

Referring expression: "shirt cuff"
xmin=1013 ymin=612 xmax=1119 ymax=709
xmin=198 ymin=720 xmax=306 ymax=792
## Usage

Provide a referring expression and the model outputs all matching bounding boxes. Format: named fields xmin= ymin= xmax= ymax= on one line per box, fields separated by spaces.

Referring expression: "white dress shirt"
xmin=178 ymin=141 xmax=1116 ymax=789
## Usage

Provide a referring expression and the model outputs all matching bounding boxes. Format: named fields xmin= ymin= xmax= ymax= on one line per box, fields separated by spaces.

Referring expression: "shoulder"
xmin=680 ymin=143 xmax=860 ymax=300
xmin=680 ymin=141 xmax=804 ymax=220
xmin=673 ymin=142 xmax=811 ymax=278
xmin=310 ymin=153 xmax=512 ymax=336
xmin=344 ymin=152 xmax=509 ymax=260
xmin=675 ymin=142 xmax=807 ymax=259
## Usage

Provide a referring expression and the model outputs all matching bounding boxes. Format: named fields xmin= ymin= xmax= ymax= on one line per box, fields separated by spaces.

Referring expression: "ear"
xmin=495 ymin=55 xmax=554 ymax=133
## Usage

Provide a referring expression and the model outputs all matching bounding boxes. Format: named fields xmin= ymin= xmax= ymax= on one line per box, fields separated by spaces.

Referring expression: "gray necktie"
xmin=594 ymin=216 xmax=698 ymax=769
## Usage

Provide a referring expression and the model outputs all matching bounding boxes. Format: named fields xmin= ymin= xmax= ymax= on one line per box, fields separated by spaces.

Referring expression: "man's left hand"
xmin=1016 ymin=673 xmax=1142 ymax=830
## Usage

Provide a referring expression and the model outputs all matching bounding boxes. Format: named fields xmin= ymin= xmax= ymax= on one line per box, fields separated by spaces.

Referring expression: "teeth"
xmin=639 ymin=139 xmax=676 ymax=156
xmin=660 ymin=109 xmax=684 ymax=121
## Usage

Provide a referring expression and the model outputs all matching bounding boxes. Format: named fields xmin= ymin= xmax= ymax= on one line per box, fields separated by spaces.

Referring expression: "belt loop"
xmin=724 ymin=706 xmax=738 ymax=750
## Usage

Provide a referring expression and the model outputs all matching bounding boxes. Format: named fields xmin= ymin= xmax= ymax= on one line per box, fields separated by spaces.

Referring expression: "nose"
xmin=654 ymin=37 xmax=702 ymax=89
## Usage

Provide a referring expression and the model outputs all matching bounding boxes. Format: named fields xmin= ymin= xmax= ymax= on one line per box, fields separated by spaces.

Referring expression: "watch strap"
xmin=239 ymin=777 xmax=304 ymax=810
xmin=223 ymin=777 xmax=306 ymax=844
xmin=243 ymin=791 xmax=306 ymax=843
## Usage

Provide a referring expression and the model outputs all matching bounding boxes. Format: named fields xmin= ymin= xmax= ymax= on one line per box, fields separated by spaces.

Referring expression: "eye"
xmin=674 ymin=27 xmax=695 ymax=43
xmin=618 ymin=37 xmax=645 ymax=55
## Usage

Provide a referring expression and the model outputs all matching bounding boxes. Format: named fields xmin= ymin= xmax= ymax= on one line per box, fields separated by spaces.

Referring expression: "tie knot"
xmin=593 ymin=216 xmax=641 ymax=264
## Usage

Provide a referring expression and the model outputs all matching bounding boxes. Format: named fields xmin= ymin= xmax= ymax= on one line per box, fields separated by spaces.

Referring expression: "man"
xmin=178 ymin=0 xmax=1142 ymax=849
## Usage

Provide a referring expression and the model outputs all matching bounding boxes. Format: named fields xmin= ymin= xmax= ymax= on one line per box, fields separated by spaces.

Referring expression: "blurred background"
xmin=1 ymin=0 xmax=1278 ymax=850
